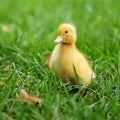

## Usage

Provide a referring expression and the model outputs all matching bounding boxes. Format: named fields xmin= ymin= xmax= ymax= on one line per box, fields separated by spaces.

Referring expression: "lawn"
xmin=0 ymin=0 xmax=120 ymax=120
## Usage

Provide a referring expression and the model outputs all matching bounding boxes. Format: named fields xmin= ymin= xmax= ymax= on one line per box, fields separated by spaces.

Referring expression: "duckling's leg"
xmin=80 ymin=88 xmax=87 ymax=96
xmin=68 ymin=85 xmax=87 ymax=96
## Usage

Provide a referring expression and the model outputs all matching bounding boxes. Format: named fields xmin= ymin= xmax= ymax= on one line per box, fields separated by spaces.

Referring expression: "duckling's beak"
xmin=54 ymin=36 xmax=63 ymax=44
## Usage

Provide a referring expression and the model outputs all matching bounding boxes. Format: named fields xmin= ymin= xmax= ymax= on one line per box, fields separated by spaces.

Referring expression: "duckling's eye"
xmin=65 ymin=31 xmax=68 ymax=33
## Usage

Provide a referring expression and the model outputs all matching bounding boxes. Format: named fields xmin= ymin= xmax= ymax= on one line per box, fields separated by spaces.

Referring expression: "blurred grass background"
xmin=0 ymin=0 xmax=120 ymax=120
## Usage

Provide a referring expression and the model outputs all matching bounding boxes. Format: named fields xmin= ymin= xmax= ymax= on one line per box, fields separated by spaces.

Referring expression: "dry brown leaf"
xmin=25 ymin=96 xmax=40 ymax=103
xmin=17 ymin=89 xmax=29 ymax=99
xmin=17 ymin=89 xmax=41 ymax=103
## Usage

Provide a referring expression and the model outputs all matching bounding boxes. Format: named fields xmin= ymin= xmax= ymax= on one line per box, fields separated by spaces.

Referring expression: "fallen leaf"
xmin=17 ymin=89 xmax=29 ymax=99
xmin=25 ymin=96 xmax=40 ymax=103
xmin=17 ymin=89 xmax=41 ymax=103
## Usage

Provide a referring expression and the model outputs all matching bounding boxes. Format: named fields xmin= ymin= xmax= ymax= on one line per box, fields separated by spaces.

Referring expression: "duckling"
xmin=49 ymin=23 xmax=94 ymax=85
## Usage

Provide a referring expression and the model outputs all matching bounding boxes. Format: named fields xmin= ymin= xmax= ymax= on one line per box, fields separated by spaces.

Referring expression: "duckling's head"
xmin=54 ymin=23 xmax=77 ymax=44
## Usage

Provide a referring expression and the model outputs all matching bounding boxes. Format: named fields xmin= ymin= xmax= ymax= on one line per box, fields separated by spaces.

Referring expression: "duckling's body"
xmin=49 ymin=23 xmax=94 ymax=85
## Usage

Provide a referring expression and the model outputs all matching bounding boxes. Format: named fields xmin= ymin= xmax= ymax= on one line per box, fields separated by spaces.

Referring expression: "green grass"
xmin=0 ymin=0 xmax=120 ymax=119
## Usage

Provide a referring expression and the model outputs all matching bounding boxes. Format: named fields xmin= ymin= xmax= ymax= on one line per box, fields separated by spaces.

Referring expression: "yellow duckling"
xmin=49 ymin=23 xmax=94 ymax=85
